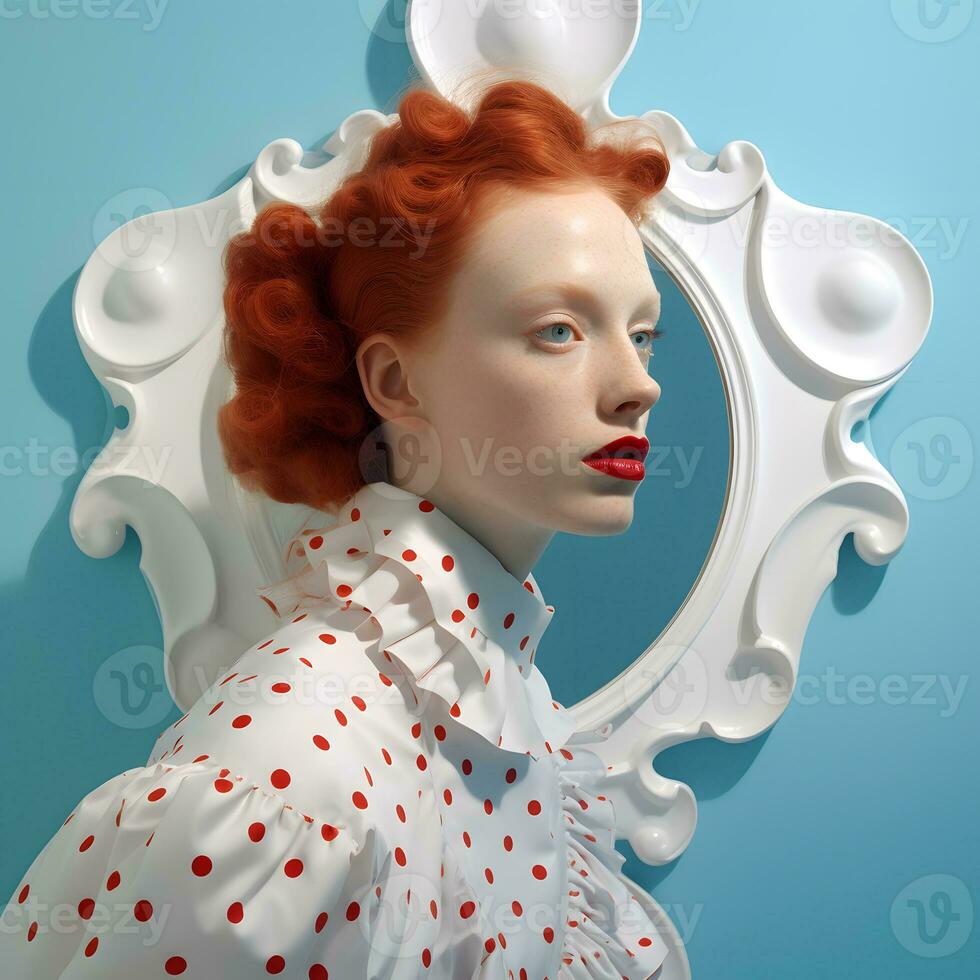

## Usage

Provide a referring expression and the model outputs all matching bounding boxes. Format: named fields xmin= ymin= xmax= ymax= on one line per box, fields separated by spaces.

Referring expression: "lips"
xmin=581 ymin=435 xmax=649 ymax=482
xmin=582 ymin=435 xmax=650 ymax=462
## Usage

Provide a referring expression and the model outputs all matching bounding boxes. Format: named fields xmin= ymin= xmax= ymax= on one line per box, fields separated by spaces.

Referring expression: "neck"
xmin=392 ymin=478 xmax=555 ymax=583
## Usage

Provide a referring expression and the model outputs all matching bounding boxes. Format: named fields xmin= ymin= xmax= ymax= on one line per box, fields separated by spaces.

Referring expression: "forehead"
xmin=453 ymin=183 xmax=652 ymax=300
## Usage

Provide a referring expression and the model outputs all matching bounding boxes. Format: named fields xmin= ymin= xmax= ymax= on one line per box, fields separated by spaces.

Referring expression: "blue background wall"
xmin=0 ymin=2 xmax=975 ymax=976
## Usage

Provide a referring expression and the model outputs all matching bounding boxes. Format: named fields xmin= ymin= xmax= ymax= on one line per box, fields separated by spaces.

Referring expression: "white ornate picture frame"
xmin=69 ymin=4 xmax=932 ymax=976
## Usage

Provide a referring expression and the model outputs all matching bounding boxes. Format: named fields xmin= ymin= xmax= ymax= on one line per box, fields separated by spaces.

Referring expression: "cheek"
xmin=432 ymin=352 xmax=577 ymax=452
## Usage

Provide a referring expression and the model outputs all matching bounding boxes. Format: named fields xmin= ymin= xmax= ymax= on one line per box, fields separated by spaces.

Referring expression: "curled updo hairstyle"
xmin=218 ymin=75 xmax=670 ymax=512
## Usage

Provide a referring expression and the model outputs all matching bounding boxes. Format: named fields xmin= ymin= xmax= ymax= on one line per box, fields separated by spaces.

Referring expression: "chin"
xmin=557 ymin=488 xmax=638 ymax=536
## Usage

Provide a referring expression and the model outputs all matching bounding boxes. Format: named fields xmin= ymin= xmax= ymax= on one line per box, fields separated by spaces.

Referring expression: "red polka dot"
xmin=214 ymin=778 xmax=234 ymax=793
xmin=394 ymin=847 xmax=407 ymax=866
xmin=147 ymin=787 xmax=166 ymax=802
xmin=520 ymin=635 xmax=530 ymax=650
xmin=638 ymin=936 xmax=653 ymax=947
xmin=271 ymin=682 xmax=291 ymax=694
xmin=308 ymin=535 xmax=323 ymax=549
xmin=352 ymin=791 xmax=369 ymax=810
xmin=312 ymin=734 xmax=330 ymax=751
xmin=462 ymin=759 xmax=472 ymax=775
xmin=78 ymin=897 xmax=95 ymax=920
xmin=532 ymin=864 xmax=548 ymax=880
xmin=284 ymin=858 xmax=304 ymax=878
xmin=483 ymin=799 xmax=493 ymax=815
xmin=79 ymin=834 xmax=95 ymax=852
xmin=106 ymin=871 xmax=121 ymax=891
xmin=463 ymin=831 xmax=471 ymax=848
xmin=232 ymin=714 xmax=252 ymax=729
xmin=334 ymin=708 xmax=348 ymax=726
xmin=484 ymin=937 xmax=496 ymax=954
xmin=503 ymin=835 xmax=513 ymax=851
xmin=270 ymin=769 xmax=291 ymax=790
xmin=134 ymin=899 xmax=153 ymax=922
xmin=227 ymin=902 xmax=244 ymax=924
xmin=543 ymin=926 xmax=555 ymax=943
xmin=321 ymin=823 xmax=339 ymax=842
xmin=419 ymin=500 xmax=434 ymax=512
xmin=528 ymin=800 xmax=542 ymax=816
xmin=165 ymin=956 xmax=187 ymax=975
xmin=396 ymin=804 xmax=406 ymax=822
xmin=434 ymin=724 xmax=446 ymax=741
xmin=422 ymin=948 xmax=432 ymax=968
xmin=17 ymin=884 xmax=29 ymax=903
xmin=248 ymin=822 xmax=266 ymax=843
xmin=503 ymin=612 xmax=515 ymax=629
xmin=346 ymin=901 xmax=360 ymax=921
xmin=266 ymin=954 xmax=286 ymax=974
xmin=336 ymin=584 xmax=352 ymax=598
xmin=352 ymin=696 xmax=367 ymax=711
xmin=416 ymin=754 xmax=428 ymax=771
xmin=319 ymin=633 xmax=337 ymax=644
xmin=84 ymin=937 xmax=98 ymax=957
xmin=208 ymin=701 xmax=223 ymax=715
xmin=505 ymin=768 xmax=517 ymax=783
xmin=450 ymin=609 xmax=465 ymax=623
xmin=401 ymin=549 xmax=417 ymax=561
xmin=484 ymin=867 xmax=494 ymax=884
xmin=443 ymin=788 xmax=453 ymax=805
xmin=459 ymin=901 xmax=476 ymax=919
xmin=350 ymin=507 xmax=361 ymax=520
xmin=512 ymin=900 xmax=523 ymax=916
xmin=467 ymin=592 xmax=479 ymax=609
xmin=442 ymin=555 xmax=454 ymax=571
xmin=26 ymin=922 xmax=37 ymax=942
xmin=314 ymin=911 xmax=328 ymax=933
xmin=309 ymin=966 xmax=328 ymax=980
xmin=191 ymin=855 xmax=213 ymax=877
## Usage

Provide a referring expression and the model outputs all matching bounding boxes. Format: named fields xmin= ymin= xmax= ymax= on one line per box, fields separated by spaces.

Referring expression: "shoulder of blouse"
xmin=0 ymin=611 xmax=440 ymax=978
xmin=146 ymin=607 xmax=430 ymax=841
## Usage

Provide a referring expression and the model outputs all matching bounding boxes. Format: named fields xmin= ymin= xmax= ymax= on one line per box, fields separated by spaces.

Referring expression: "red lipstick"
xmin=581 ymin=435 xmax=649 ymax=482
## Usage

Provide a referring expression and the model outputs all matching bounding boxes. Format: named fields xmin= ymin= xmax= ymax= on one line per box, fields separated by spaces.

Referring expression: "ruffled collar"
xmin=255 ymin=480 xmax=578 ymax=761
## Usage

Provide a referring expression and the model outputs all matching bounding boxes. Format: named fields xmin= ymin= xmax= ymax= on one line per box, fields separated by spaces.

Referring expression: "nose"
xmin=600 ymin=337 xmax=661 ymax=419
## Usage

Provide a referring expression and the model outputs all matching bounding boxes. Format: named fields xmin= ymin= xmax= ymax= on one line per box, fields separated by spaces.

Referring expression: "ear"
xmin=355 ymin=332 xmax=422 ymax=423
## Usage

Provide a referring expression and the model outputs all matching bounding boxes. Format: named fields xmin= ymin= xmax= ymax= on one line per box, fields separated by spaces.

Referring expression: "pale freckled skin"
xmin=357 ymin=183 xmax=663 ymax=581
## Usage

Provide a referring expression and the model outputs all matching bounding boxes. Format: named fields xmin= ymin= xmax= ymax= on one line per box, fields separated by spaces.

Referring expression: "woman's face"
xmin=372 ymin=182 xmax=662 ymax=550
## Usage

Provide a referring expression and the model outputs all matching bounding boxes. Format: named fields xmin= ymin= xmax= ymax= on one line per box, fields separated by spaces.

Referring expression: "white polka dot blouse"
xmin=1 ymin=480 xmax=669 ymax=979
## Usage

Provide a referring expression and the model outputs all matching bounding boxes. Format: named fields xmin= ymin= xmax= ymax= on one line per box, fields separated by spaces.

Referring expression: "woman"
xmin=2 ymin=77 xmax=670 ymax=978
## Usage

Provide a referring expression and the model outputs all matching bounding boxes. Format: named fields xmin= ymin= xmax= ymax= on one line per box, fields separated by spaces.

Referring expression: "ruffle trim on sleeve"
xmin=555 ymin=746 xmax=669 ymax=980
xmin=5 ymin=760 xmax=377 ymax=977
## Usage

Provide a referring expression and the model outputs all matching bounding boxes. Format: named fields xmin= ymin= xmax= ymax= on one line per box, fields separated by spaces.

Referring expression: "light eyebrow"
xmin=506 ymin=279 xmax=661 ymax=325
xmin=506 ymin=280 xmax=603 ymax=319
xmin=635 ymin=288 xmax=661 ymax=325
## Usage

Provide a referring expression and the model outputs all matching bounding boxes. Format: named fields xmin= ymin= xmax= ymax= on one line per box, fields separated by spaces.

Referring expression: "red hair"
xmin=218 ymin=78 xmax=669 ymax=511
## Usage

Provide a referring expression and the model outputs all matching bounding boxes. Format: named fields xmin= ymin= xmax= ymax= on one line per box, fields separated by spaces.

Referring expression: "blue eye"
xmin=535 ymin=322 xmax=575 ymax=344
xmin=631 ymin=326 xmax=663 ymax=354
